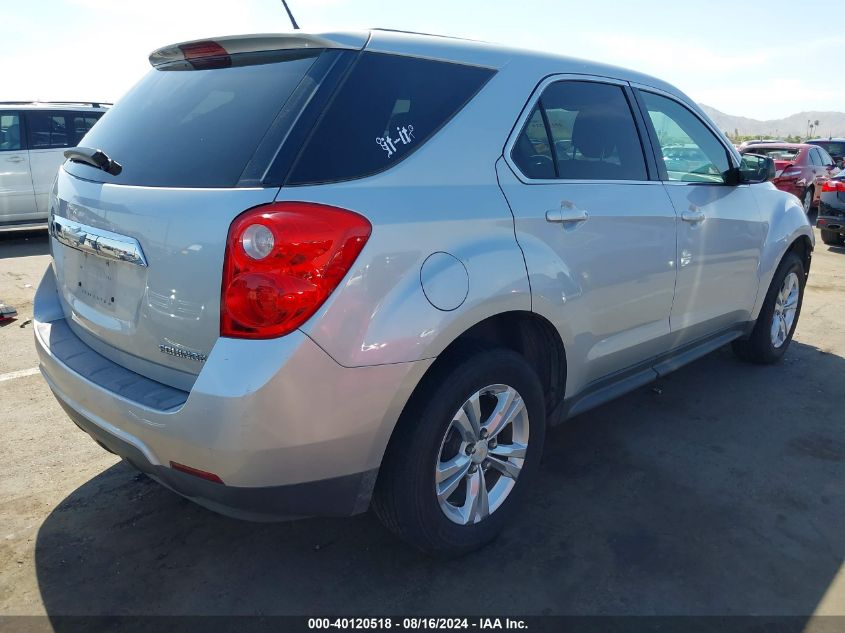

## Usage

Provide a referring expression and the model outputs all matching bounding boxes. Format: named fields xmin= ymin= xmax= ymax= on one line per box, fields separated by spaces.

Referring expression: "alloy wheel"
xmin=771 ymin=271 xmax=800 ymax=348
xmin=435 ymin=384 xmax=529 ymax=525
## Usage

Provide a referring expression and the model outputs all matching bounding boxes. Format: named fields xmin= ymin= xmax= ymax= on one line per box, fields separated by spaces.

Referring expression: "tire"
xmin=732 ymin=251 xmax=805 ymax=364
xmin=802 ymin=187 xmax=814 ymax=213
xmin=820 ymin=229 xmax=845 ymax=246
xmin=373 ymin=348 xmax=546 ymax=557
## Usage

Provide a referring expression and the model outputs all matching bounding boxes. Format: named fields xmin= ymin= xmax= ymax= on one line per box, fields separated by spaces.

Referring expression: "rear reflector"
xmin=170 ymin=461 xmax=224 ymax=484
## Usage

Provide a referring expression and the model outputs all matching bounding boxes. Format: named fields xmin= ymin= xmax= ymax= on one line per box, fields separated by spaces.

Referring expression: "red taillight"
xmin=822 ymin=180 xmax=845 ymax=192
xmin=178 ymin=40 xmax=231 ymax=69
xmin=170 ymin=461 xmax=224 ymax=484
xmin=780 ymin=166 xmax=802 ymax=178
xmin=221 ymin=202 xmax=371 ymax=339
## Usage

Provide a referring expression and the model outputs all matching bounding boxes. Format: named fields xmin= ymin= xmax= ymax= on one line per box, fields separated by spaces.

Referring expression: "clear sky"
xmin=2 ymin=0 xmax=842 ymax=120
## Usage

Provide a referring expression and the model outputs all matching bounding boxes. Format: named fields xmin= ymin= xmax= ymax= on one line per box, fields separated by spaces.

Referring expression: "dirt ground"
xmin=1 ymin=225 xmax=844 ymax=618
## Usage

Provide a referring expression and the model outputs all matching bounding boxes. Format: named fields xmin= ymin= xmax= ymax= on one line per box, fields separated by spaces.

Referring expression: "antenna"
xmin=280 ymin=0 xmax=300 ymax=30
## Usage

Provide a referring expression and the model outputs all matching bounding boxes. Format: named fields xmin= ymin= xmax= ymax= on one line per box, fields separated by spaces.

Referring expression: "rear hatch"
xmin=51 ymin=34 xmax=364 ymax=390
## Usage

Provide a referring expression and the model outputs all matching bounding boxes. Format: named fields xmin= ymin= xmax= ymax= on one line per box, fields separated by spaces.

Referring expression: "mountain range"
xmin=699 ymin=104 xmax=845 ymax=139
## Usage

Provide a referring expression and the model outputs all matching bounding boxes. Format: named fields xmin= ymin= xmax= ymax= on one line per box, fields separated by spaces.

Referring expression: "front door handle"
xmin=681 ymin=209 xmax=705 ymax=223
xmin=546 ymin=206 xmax=589 ymax=224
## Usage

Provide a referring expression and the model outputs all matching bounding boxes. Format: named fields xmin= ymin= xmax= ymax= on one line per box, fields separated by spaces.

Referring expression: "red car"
xmin=740 ymin=143 xmax=839 ymax=212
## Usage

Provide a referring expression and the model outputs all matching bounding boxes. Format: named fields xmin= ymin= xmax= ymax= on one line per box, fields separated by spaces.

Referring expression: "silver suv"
xmin=34 ymin=30 xmax=814 ymax=556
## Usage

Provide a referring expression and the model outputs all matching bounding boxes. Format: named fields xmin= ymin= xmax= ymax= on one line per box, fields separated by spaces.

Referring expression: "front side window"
xmin=512 ymin=81 xmax=647 ymax=181
xmin=640 ymin=91 xmax=731 ymax=183
xmin=0 ymin=112 xmax=22 ymax=151
xmin=286 ymin=53 xmax=494 ymax=185
xmin=27 ymin=112 xmax=71 ymax=149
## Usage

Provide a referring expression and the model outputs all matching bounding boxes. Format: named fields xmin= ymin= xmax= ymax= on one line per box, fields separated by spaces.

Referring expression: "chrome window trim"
xmin=50 ymin=215 xmax=148 ymax=267
xmin=503 ymin=73 xmax=653 ymax=186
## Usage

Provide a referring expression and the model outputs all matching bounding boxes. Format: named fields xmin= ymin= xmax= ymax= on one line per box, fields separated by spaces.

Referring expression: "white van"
xmin=0 ymin=102 xmax=107 ymax=227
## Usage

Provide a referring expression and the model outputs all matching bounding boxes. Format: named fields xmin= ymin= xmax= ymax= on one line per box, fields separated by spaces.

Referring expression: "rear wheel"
xmin=732 ymin=252 xmax=805 ymax=364
xmin=820 ymin=229 xmax=845 ymax=246
xmin=373 ymin=348 xmax=546 ymax=557
xmin=802 ymin=187 xmax=814 ymax=213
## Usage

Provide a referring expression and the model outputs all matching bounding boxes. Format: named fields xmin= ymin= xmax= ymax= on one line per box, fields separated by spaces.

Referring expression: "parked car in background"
xmin=739 ymin=139 xmax=787 ymax=151
xmin=817 ymin=171 xmax=845 ymax=246
xmin=34 ymin=30 xmax=813 ymax=556
xmin=0 ymin=102 xmax=108 ymax=227
xmin=806 ymin=138 xmax=845 ymax=169
xmin=740 ymin=143 xmax=838 ymax=212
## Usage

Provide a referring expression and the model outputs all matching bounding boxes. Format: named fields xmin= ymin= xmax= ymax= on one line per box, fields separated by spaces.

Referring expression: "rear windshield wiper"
xmin=64 ymin=147 xmax=123 ymax=176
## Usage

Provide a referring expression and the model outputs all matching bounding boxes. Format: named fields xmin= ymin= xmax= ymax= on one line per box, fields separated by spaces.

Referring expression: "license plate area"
xmin=70 ymin=254 xmax=118 ymax=312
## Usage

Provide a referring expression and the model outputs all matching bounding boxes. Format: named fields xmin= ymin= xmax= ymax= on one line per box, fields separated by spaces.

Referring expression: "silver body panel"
xmin=34 ymin=29 xmax=815 ymax=518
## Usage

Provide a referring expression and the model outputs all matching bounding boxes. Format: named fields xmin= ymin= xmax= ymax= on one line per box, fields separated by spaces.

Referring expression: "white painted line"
xmin=0 ymin=367 xmax=40 ymax=383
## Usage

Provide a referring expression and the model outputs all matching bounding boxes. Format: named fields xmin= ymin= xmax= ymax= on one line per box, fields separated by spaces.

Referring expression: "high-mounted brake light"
xmin=221 ymin=202 xmax=371 ymax=339
xmin=178 ymin=40 xmax=231 ymax=69
xmin=822 ymin=180 xmax=845 ymax=193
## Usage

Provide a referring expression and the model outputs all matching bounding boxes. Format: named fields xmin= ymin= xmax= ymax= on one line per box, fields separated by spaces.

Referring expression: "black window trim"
xmin=281 ymin=50 xmax=498 ymax=187
xmin=504 ymin=74 xmax=658 ymax=185
xmin=0 ymin=109 xmax=26 ymax=151
xmin=630 ymin=85 xmax=740 ymax=186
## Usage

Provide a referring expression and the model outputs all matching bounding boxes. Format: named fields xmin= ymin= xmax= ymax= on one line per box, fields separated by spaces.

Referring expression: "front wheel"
xmin=373 ymin=348 xmax=546 ymax=557
xmin=732 ymin=252 xmax=805 ymax=364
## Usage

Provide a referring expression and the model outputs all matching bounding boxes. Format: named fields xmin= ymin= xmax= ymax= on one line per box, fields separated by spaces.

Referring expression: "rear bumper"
xmin=58 ymin=397 xmax=375 ymax=520
xmin=818 ymin=197 xmax=845 ymax=232
xmin=34 ymin=266 xmax=429 ymax=520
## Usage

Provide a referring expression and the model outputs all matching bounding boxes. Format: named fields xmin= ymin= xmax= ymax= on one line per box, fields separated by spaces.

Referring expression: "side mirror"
xmin=738 ymin=153 xmax=775 ymax=184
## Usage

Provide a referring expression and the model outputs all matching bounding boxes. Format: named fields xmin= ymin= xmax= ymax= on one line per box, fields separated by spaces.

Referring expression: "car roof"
xmin=807 ymin=138 xmax=845 ymax=143
xmin=152 ymin=29 xmax=692 ymax=103
xmin=0 ymin=101 xmax=110 ymax=111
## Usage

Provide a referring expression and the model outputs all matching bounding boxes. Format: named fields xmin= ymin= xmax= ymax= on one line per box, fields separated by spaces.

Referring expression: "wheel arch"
xmin=370 ymin=310 xmax=567 ymax=483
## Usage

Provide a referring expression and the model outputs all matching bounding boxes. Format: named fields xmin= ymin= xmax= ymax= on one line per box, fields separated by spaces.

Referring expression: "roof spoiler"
xmin=149 ymin=32 xmax=367 ymax=68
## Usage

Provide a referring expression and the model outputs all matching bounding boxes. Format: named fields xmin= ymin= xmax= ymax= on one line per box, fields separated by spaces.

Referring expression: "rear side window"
xmin=0 ymin=112 xmax=22 ymax=151
xmin=71 ymin=113 xmax=103 ymax=145
xmin=512 ymin=81 xmax=647 ymax=181
xmin=65 ymin=50 xmax=322 ymax=188
xmin=286 ymin=53 xmax=494 ymax=185
xmin=27 ymin=112 xmax=71 ymax=149
xmin=812 ymin=141 xmax=845 ymax=157
xmin=512 ymin=106 xmax=554 ymax=179
xmin=818 ymin=147 xmax=835 ymax=165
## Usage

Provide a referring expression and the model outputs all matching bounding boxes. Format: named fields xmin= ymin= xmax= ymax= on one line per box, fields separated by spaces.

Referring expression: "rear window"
xmin=286 ymin=53 xmax=494 ymax=185
xmin=743 ymin=147 xmax=801 ymax=161
xmin=65 ymin=50 xmax=322 ymax=188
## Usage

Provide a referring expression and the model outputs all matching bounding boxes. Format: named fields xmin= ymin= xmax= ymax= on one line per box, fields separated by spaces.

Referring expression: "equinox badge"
xmin=159 ymin=344 xmax=207 ymax=363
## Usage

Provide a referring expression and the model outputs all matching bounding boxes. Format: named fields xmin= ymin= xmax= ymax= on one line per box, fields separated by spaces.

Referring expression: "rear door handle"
xmin=681 ymin=210 xmax=705 ymax=223
xmin=5 ymin=156 xmax=24 ymax=163
xmin=546 ymin=207 xmax=589 ymax=224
